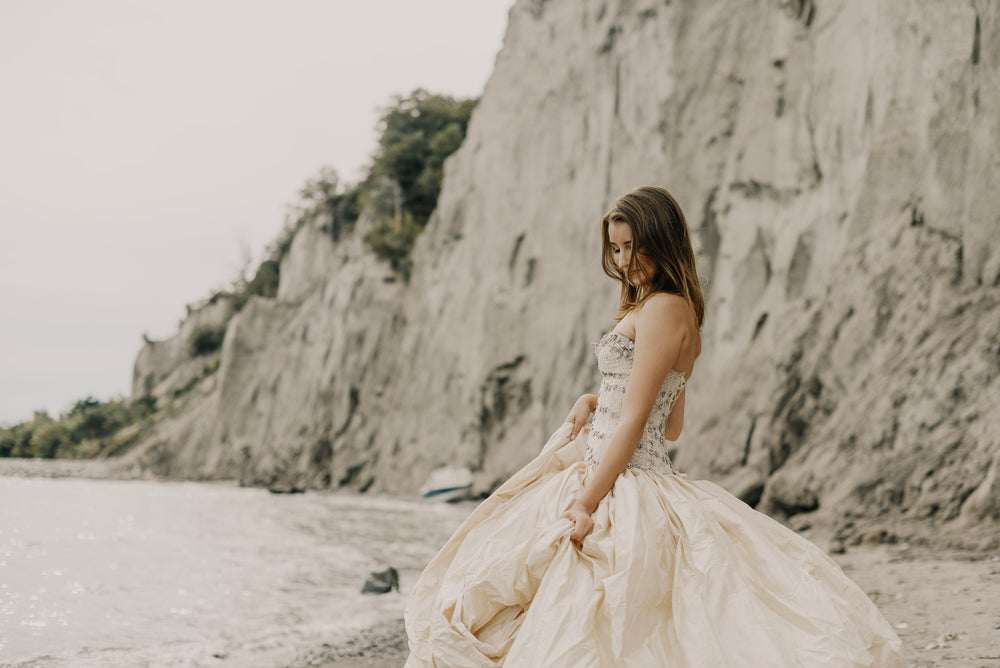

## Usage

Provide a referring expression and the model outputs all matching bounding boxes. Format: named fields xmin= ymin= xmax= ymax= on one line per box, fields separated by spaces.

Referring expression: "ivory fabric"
xmin=404 ymin=332 xmax=904 ymax=667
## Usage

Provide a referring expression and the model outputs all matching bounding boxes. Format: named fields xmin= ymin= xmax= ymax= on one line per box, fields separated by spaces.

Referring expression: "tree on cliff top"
xmin=203 ymin=88 xmax=476 ymax=320
xmin=368 ymin=88 xmax=476 ymax=227
xmin=361 ymin=89 xmax=476 ymax=277
xmin=269 ymin=89 xmax=475 ymax=278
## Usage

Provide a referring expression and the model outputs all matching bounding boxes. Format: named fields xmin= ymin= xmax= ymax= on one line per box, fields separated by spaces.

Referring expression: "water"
xmin=0 ymin=477 xmax=472 ymax=667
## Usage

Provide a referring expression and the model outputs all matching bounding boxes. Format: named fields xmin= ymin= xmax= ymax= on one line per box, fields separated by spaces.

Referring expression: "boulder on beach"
xmin=361 ymin=567 xmax=400 ymax=595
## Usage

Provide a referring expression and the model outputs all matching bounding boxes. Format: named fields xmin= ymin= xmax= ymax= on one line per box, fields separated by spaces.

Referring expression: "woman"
xmin=405 ymin=187 xmax=903 ymax=667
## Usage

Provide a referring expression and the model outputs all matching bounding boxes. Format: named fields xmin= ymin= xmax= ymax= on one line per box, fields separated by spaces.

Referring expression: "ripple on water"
xmin=0 ymin=477 xmax=472 ymax=666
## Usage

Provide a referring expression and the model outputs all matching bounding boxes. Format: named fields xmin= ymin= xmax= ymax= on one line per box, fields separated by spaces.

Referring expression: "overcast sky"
xmin=0 ymin=0 xmax=512 ymax=426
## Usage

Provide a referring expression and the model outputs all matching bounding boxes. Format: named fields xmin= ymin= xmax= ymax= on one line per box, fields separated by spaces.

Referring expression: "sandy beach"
xmin=3 ymin=460 xmax=997 ymax=667
xmin=295 ymin=542 xmax=1000 ymax=668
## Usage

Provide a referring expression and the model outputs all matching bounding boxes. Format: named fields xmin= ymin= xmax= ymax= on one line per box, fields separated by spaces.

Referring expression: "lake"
xmin=0 ymin=476 xmax=471 ymax=667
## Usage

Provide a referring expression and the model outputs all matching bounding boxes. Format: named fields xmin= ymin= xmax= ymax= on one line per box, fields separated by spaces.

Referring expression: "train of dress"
xmin=404 ymin=422 xmax=903 ymax=668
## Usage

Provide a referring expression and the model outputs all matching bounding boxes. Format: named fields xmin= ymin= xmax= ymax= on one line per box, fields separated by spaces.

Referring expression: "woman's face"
xmin=608 ymin=221 xmax=655 ymax=288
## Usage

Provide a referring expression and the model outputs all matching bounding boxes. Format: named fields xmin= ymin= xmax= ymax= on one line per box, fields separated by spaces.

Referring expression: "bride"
xmin=404 ymin=186 xmax=903 ymax=667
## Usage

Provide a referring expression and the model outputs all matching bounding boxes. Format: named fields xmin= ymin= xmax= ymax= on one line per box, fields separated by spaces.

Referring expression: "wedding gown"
xmin=404 ymin=330 xmax=904 ymax=667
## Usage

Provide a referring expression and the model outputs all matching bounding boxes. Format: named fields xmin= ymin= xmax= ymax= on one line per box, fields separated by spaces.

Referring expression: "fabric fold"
xmin=404 ymin=423 xmax=903 ymax=667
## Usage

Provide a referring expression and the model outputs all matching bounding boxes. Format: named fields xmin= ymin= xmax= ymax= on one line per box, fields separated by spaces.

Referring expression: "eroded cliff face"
xmin=123 ymin=0 xmax=1000 ymax=543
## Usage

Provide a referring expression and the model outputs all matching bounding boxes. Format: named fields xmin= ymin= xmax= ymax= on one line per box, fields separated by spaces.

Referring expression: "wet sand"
xmin=290 ymin=619 xmax=408 ymax=667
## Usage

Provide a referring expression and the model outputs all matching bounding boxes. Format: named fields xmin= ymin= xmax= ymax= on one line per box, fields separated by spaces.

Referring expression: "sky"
xmin=0 ymin=0 xmax=513 ymax=426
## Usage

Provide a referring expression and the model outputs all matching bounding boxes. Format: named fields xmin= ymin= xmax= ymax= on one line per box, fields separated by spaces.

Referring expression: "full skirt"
xmin=404 ymin=423 xmax=904 ymax=667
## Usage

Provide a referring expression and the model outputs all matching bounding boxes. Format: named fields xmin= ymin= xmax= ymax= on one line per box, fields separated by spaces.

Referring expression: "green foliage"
xmin=159 ymin=88 xmax=475 ymax=367
xmin=365 ymin=209 xmax=421 ymax=278
xmin=299 ymin=167 xmax=363 ymax=243
xmin=0 ymin=395 xmax=155 ymax=460
xmin=0 ymin=90 xmax=477 ymax=460
xmin=67 ymin=396 xmax=113 ymax=441
xmin=70 ymin=396 xmax=101 ymax=414
xmin=188 ymin=324 xmax=227 ymax=357
xmin=30 ymin=422 xmax=69 ymax=459
xmin=170 ymin=358 xmax=221 ymax=399
xmin=357 ymin=90 xmax=475 ymax=276
xmin=368 ymin=88 xmax=476 ymax=227
xmin=369 ymin=89 xmax=475 ymax=226
xmin=132 ymin=395 xmax=157 ymax=415
xmin=0 ymin=421 xmax=36 ymax=458
xmin=246 ymin=259 xmax=280 ymax=299
xmin=224 ymin=259 xmax=281 ymax=313
xmin=207 ymin=89 xmax=474 ymax=303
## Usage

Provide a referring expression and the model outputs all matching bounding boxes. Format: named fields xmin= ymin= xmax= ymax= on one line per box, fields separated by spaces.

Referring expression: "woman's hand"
xmin=565 ymin=394 xmax=597 ymax=439
xmin=561 ymin=502 xmax=595 ymax=546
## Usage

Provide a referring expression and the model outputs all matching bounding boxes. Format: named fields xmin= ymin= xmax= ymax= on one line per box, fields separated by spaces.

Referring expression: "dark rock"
xmin=362 ymin=567 xmax=400 ymax=595
xmin=268 ymin=486 xmax=305 ymax=494
xmin=759 ymin=476 xmax=819 ymax=518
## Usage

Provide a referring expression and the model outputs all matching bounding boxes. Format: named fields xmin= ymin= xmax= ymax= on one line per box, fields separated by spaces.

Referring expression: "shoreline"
xmin=5 ymin=460 xmax=999 ymax=666
xmin=2 ymin=456 xmax=994 ymax=554
xmin=0 ymin=456 xmax=133 ymax=480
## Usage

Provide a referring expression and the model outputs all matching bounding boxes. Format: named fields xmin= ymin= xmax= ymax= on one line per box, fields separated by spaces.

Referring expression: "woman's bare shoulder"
xmin=637 ymin=293 xmax=700 ymax=357
xmin=637 ymin=293 xmax=696 ymax=328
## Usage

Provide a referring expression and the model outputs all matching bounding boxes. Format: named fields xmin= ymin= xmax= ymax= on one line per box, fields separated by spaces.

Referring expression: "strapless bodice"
xmin=584 ymin=331 xmax=686 ymax=475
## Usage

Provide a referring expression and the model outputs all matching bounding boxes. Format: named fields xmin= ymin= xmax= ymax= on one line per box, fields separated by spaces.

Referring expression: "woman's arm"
xmin=565 ymin=393 xmax=598 ymax=440
xmin=563 ymin=295 xmax=688 ymax=543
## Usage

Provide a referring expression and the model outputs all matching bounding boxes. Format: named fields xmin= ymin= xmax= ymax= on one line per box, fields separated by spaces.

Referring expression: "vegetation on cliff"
xmin=196 ymin=88 xmax=474 ymax=321
xmin=0 ymin=396 xmax=154 ymax=459
xmin=188 ymin=323 xmax=227 ymax=356
xmin=363 ymin=89 xmax=475 ymax=276
xmin=253 ymin=88 xmax=476 ymax=281
xmin=3 ymin=88 xmax=474 ymax=459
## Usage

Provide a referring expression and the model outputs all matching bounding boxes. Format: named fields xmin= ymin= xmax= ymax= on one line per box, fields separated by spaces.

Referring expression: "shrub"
xmin=0 ymin=396 xmax=156 ymax=460
xmin=188 ymin=324 xmax=227 ymax=357
xmin=7 ymin=423 xmax=35 ymax=457
xmin=369 ymin=89 xmax=476 ymax=227
xmin=360 ymin=90 xmax=476 ymax=274
xmin=246 ymin=259 xmax=280 ymax=299
xmin=298 ymin=167 xmax=363 ymax=243
xmin=203 ymin=89 xmax=475 ymax=303
xmin=63 ymin=395 xmax=154 ymax=447
xmin=66 ymin=395 xmax=112 ymax=441
xmin=30 ymin=422 xmax=69 ymax=459
xmin=365 ymin=210 xmax=421 ymax=278
xmin=170 ymin=358 xmax=220 ymax=399
xmin=0 ymin=433 xmax=14 ymax=457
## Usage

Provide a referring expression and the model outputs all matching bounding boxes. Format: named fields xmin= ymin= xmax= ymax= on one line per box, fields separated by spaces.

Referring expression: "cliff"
xmin=123 ymin=0 xmax=1000 ymax=545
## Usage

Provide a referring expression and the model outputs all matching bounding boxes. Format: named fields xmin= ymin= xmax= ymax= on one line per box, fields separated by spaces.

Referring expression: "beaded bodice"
xmin=584 ymin=331 xmax=687 ymax=475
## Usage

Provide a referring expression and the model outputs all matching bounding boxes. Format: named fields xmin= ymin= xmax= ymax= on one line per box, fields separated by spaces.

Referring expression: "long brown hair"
xmin=601 ymin=186 xmax=705 ymax=328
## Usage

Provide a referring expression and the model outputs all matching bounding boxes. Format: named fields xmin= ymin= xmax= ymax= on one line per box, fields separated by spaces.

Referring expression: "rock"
xmin=922 ymin=631 xmax=967 ymax=650
xmin=361 ymin=567 xmax=399 ymax=595
xmin=845 ymin=524 xmax=899 ymax=547
xmin=759 ymin=474 xmax=819 ymax=518
xmin=117 ymin=0 xmax=1000 ymax=543
xmin=958 ymin=454 xmax=1000 ymax=526
xmin=722 ymin=466 xmax=767 ymax=508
